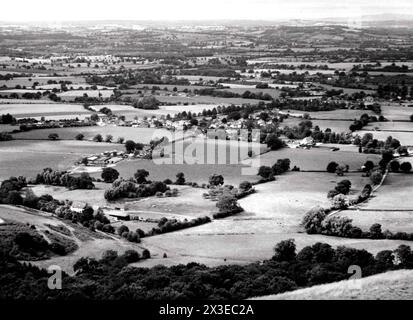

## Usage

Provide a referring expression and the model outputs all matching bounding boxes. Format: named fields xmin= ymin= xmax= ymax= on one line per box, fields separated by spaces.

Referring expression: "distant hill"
xmin=252 ymin=270 xmax=413 ymax=300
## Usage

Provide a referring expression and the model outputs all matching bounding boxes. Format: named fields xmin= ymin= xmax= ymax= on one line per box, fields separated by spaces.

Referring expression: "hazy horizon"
xmin=0 ymin=0 xmax=413 ymax=23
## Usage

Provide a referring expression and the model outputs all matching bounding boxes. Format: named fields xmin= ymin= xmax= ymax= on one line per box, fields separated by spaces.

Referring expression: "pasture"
xmin=357 ymin=130 xmax=413 ymax=146
xmin=248 ymin=147 xmax=380 ymax=171
xmin=0 ymin=103 xmax=92 ymax=118
xmin=381 ymin=104 xmax=413 ymax=121
xmin=281 ymin=117 xmax=353 ymax=133
xmin=12 ymin=125 xmax=162 ymax=143
xmin=0 ymin=140 xmax=121 ymax=180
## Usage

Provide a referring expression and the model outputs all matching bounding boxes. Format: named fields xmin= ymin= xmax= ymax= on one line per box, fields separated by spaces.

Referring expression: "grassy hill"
xmin=252 ymin=270 xmax=413 ymax=300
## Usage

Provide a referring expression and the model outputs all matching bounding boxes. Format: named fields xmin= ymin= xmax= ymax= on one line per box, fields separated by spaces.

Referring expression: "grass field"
xmin=337 ymin=173 xmax=413 ymax=233
xmin=280 ymin=109 xmax=376 ymax=120
xmin=12 ymin=125 xmax=161 ymax=143
xmin=0 ymin=76 xmax=86 ymax=88
xmin=137 ymin=171 xmax=412 ymax=268
xmin=0 ymin=204 xmax=148 ymax=273
xmin=0 ymin=103 xmax=92 ymax=118
xmin=125 ymin=185 xmax=218 ymax=219
xmin=282 ymin=117 xmax=353 ymax=133
xmin=248 ymin=147 xmax=380 ymax=171
xmin=357 ymin=130 xmax=413 ymax=146
xmin=381 ymin=104 xmax=413 ymax=121
xmin=255 ymin=269 xmax=413 ymax=300
xmin=0 ymin=140 xmax=122 ymax=180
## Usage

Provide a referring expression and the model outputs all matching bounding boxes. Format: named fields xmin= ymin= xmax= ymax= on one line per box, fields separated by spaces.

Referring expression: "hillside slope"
xmin=253 ymin=270 xmax=413 ymax=300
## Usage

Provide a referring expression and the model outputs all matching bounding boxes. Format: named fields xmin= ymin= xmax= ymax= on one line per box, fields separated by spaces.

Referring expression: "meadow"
xmin=12 ymin=125 xmax=161 ymax=143
xmin=0 ymin=140 xmax=121 ymax=180
xmin=249 ymin=147 xmax=380 ymax=171
xmin=0 ymin=103 xmax=92 ymax=118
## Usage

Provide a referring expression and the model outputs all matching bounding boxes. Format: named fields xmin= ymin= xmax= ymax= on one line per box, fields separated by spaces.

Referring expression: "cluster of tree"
xmin=2 ymin=238 xmax=413 ymax=299
xmin=257 ymin=158 xmax=291 ymax=181
xmin=327 ymin=180 xmax=352 ymax=199
xmin=389 ymin=160 xmax=412 ymax=173
xmin=115 ymin=225 xmax=141 ymax=243
xmin=213 ymin=195 xmax=243 ymax=219
xmin=326 ymin=161 xmax=349 ymax=176
xmin=32 ymin=168 xmax=95 ymax=190
xmin=0 ymin=131 xmax=12 ymax=141
xmin=146 ymin=216 xmax=211 ymax=236
xmin=0 ymin=113 xmax=16 ymax=124
xmin=304 ymin=207 xmax=413 ymax=242
xmin=377 ymin=84 xmax=411 ymax=100
xmin=349 ymin=113 xmax=385 ymax=132
xmin=0 ymin=176 xmax=27 ymax=205
xmin=268 ymin=98 xmax=347 ymax=112
xmin=104 ymin=177 xmax=169 ymax=201
xmin=132 ymin=96 xmax=160 ymax=110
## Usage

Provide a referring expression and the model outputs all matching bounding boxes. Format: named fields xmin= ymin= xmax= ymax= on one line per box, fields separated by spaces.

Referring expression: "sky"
xmin=0 ymin=0 xmax=412 ymax=22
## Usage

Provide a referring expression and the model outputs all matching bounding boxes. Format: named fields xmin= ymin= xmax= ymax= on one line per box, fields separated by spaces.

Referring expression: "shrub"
xmin=400 ymin=162 xmax=412 ymax=173
xmin=302 ymin=206 xmax=328 ymax=234
xmin=75 ymin=133 xmax=84 ymax=140
xmin=326 ymin=161 xmax=339 ymax=173
xmin=389 ymin=160 xmax=400 ymax=172
xmin=370 ymin=170 xmax=383 ymax=185
xmin=122 ymin=250 xmax=140 ymax=263
xmin=117 ymin=225 xmax=129 ymax=236
xmin=101 ymin=167 xmax=119 ymax=183
xmin=93 ymin=134 xmax=103 ymax=142
xmin=273 ymin=239 xmax=296 ymax=262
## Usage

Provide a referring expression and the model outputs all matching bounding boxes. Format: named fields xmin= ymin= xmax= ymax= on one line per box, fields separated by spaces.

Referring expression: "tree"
xmin=134 ymin=169 xmax=149 ymax=184
xmin=125 ymin=140 xmax=136 ymax=153
xmin=239 ymin=181 xmax=252 ymax=191
xmin=117 ymin=137 xmax=125 ymax=144
xmin=302 ymin=206 xmax=327 ymax=234
xmin=93 ymin=134 xmax=103 ymax=142
xmin=101 ymin=167 xmax=119 ymax=183
xmin=266 ymin=134 xmax=284 ymax=150
xmin=369 ymin=223 xmax=383 ymax=239
xmin=273 ymin=239 xmax=296 ymax=262
xmin=142 ymin=249 xmax=151 ymax=259
xmin=410 ymin=114 xmax=413 ymax=122
xmin=326 ymin=161 xmax=339 ymax=173
xmin=175 ymin=172 xmax=185 ymax=185
xmin=117 ymin=225 xmax=129 ymax=236
xmin=48 ymin=133 xmax=59 ymax=140
xmin=257 ymin=166 xmax=273 ymax=179
xmin=400 ymin=162 xmax=412 ymax=173
xmin=6 ymin=191 xmax=23 ymax=205
xmin=394 ymin=245 xmax=412 ymax=267
xmin=389 ymin=160 xmax=400 ymax=172
xmin=75 ymin=133 xmax=84 ymax=141
xmin=216 ymin=195 xmax=242 ymax=213
xmin=105 ymin=134 xmax=113 ymax=143
xmin=370 ymin=170 xmax=383 ymax=185
xmin=123 ymin=249 xmax=140 ymax=263
xmin=363 ymin=160 xmax=375 ymax=172
xmin=209 ymin=174 xmax=224 ymax=186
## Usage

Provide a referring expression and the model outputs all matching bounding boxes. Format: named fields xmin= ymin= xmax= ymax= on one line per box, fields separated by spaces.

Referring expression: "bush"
xmin=400 ymin=162 xmax=412 ymax=173
xmin=117 ymin=225 xmax=129 ymax=236
xmin=302 ymin=206 xmax=328 ymax=234
xmin=122 ymin=250 xmax=140 ymax=263
xmin=142 ymin=249 xmax=151 ymax=259
xmin=101 ymin=167 xmax=119 ymax=183
xmin=273 ymin=239 xmax=296 ymax=262
xmin=370 ymin=170 xmax=383 ymax=185
xmin=389 ymin=160 xmax=400 ymax=172
xmin=75 ymin=133 xmax=84 ymax=140
xmin=93 ymin=134 xmax=103 ymax=142
xmin=326 ymin=161 xmax=339 ymax=173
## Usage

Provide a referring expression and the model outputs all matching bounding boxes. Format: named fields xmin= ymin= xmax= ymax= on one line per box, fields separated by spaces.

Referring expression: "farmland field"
xmin=0 ymin=103 xmax=92 ymax=118
xmin=281 ymin=117 xmax=353 ymax=133
xmin=0 ymin=140 xmax=122 ymax=180
xmin=12 ymin=125 xmax=163 ymax=143
xmin=357 ymin=130 xmax=413 ymax=145
xmin=279 ymin=108 xmax=376 ymax=120
xmin=248 ymin=147 xmax=380 ymax=171
xmin=139 ymin=173 xmax=411 ymax=268
xmin=381 ymin=104 xmax=413 ymax=121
